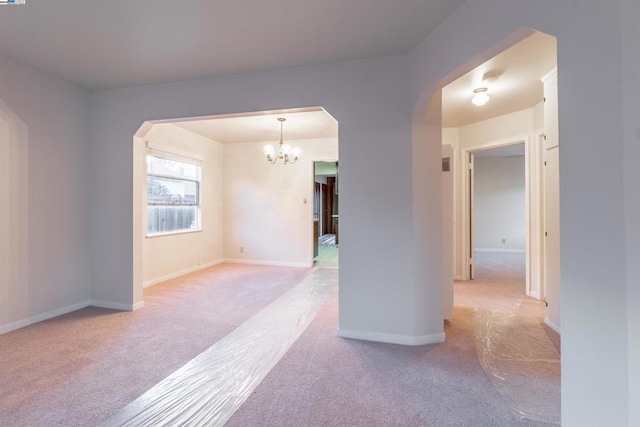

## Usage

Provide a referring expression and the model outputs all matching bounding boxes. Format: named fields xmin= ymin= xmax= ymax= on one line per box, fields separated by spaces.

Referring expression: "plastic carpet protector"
xmin=106 ymin=267 xmax=337 ymax=427
xmin=474 ymin=298 xmax=561 ymax=424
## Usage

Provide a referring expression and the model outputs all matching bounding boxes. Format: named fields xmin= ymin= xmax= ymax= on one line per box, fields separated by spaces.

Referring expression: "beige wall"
xmin=223 ymin=137 xmax=338 ymax=267
xmin=140 ymin=124 xmax=224 ymax=286
xmin=458 ymin=108 xmax=535 ymax=149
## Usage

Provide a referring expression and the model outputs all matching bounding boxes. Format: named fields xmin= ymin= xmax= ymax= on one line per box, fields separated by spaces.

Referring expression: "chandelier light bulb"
xmin=263 ymin=144 xmax=275 ymax=158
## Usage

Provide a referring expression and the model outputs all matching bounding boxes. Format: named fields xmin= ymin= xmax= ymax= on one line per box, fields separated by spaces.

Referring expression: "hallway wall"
xmin=410 ymin=1 xmax=632 ymax=425
xmin=622 ymin=0 xmax=640 ymax=423
xmin=474 ymin=155 xmax=526 ymax=252
xmin=443 ymin=107 xmax=536 ymax=279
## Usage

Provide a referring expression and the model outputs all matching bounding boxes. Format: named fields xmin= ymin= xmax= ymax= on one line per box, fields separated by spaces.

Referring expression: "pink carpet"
xmin=0 ymin=263 xmax=311 ymax=426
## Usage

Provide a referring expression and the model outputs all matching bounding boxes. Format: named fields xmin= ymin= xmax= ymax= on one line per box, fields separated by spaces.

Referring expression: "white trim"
xmin=223 ymin=258 xmax=311 ymax=268
xmin=146 ymin=141 xmax=204 ymax=164
xmin=460 ymin=134 xmax=538 ymax=296
xmin=132 ymin=301 xmax=145 ymax=311
xmin=143 ymin=259 xmax=224 ymax=288
xmin=91 ymin=300 xmax=138 ymax=311
xmin=146 ymin=229 xmax=203 ymax=239
xmin=474 ymin=248 xmax=526 ymax=253
xmin=337 ymin=329 xmax=446 ymax=346
xmin=455 ymin=275 xmax=466 ymax=281
xmin=541 ymin=67 xmax=558 ymax=84
xmin=0 ymin=300 xmax=91 ymax=335
xmin=544 ymin=317 xmax=561 ymax=335
xmin=529 ymin=290 xmax=541 ymax=300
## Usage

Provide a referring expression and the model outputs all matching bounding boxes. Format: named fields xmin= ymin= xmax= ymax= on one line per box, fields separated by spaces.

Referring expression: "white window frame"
xmin=146 ymin=148 xmax=203 ymax=237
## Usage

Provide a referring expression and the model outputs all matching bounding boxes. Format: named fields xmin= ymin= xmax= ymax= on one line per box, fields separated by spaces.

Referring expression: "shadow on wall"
xmin=0 ymin=100 xmax=29 ymax=329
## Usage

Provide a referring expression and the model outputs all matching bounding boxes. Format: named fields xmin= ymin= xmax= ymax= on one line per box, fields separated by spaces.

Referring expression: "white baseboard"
xmin=475 ymin=248 xmax=526 ymax=253
xmin=337 ymin=329 xmax=446 ymax=346
xmin=143 ymin=259 xmax=224 ymax=288
xmin=0 ymin=300 xmax=91 ymax=336
xmin=528 ymin=290 xmax=541 ymax=300
xmin=223 ymin=258 xmax=311 ymax=268
xmin=455 ymin=275 xmax=466 ymax=281
xmin=544 ymin=317 xmax=561 ymax=335
xmin=0 ymin=298 xmax=148 ymax=336
xmin=91 ymin=300 xmax=139 ymax=311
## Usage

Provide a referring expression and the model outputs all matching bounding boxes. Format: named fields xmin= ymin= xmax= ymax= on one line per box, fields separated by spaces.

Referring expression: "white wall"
xmin=1 ymin=1 xmax=636 ymax=424
xmin=622 ymin=0 xmax=640 ymax=425
xmin=140 ymin=124 xmax=224 ymax=286
xmin=90 ymin=54 xmax=428 ymax=345
xmin=474 ymin=155 xmax=525 ymax=251
xmin=3 ymin=2 xmax=636 ymax=423
xmin=223 ymin=138 xmax=338 ymax=267
xmin=0 ymin=56 xmax=91 ymax=333
xmin=411 ymin=1 xmax=631 ymax=425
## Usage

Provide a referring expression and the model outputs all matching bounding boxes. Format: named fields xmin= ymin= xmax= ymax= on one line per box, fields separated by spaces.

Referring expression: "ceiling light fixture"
xmin=263 ymin=117 xmax=301 ymax=165
xmin=472 ymin=87 xmax=490 ymax=106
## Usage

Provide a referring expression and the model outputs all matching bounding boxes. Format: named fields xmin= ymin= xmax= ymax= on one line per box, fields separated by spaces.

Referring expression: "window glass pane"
xmin=147 ymin=156 xmax=199 ymax=180
xmin=147 ymin=206 xmax=200 ymax=234
xmin=147 ymin=176 xmax=198 ymax=205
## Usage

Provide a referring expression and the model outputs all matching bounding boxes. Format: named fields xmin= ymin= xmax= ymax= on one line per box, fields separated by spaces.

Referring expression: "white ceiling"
xmin=170 ymin=107 xmax=338 ymax=144
xmin=442 ymin=32 xmax=557 ymax=128
xmin=0 ymin=0 xmax=465 ymax=91
xmin=2 ymin=2 xmax=556 ymax=134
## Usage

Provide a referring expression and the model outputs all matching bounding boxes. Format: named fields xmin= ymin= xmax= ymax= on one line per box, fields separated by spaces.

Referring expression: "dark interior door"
xmin=322 ymin=183 xmax=331 ymax=234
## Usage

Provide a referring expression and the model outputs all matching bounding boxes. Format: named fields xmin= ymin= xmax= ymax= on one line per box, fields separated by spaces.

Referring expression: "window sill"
xmin=146 ymin=229 xmax=202 ymax=239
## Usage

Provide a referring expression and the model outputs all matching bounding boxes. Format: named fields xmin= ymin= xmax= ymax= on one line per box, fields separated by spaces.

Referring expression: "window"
xmin=147 ymin=154 xmax=201 ymax=236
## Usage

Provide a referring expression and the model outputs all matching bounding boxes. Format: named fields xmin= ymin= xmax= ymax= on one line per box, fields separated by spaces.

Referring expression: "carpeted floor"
xmin=0 ymin=253 xmax=560 ymax=426
xmin=226 ymin=251 xmax=559 ymax=426
xmin=0 ymin=264 xmax=311 ymax=427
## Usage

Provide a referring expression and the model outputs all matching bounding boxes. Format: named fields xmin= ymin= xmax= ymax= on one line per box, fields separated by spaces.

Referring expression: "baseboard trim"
xmin=337 ymin=329 xmax=446 ymax=346
xmin=143 ymin=259 xmax=224 ymax=288
xmin=91 ymin=300 xmax=138 ymax=311
xmin=544 ymin=317 xmax=561 ymax=335
xmin=0 ymin=300 xmax=91 ymax=336
xmin=223 ymin=258 xmax=311 ymax=268
xmin=475 ymin=248 xmax=526 ymax=253
xmin=454 ymin=275 xmax=466 ymax=281
xmin=528 ymin=290 xmax=541 ymax=300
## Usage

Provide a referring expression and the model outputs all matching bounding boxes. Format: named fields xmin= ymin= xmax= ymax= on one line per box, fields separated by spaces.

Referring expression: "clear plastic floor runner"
xmin=474 ymin=299 xmax=561 ymax=424
xmin=105 ymin=267 xmax=337 ymax=427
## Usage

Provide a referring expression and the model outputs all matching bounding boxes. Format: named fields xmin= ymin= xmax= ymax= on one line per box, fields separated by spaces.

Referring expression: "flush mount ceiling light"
xmin=472 ymin=87 xmax=490 ymax=106
xmin=263 ymin=117 xmax=301 ymax=165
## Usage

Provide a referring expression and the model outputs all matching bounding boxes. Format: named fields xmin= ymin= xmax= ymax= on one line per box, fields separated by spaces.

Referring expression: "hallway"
xmin=456 ymin=251 xmax=561 ymax=424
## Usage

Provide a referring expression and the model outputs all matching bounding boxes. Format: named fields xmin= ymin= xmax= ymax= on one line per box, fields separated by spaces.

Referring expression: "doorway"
xmin=313 ymin=160 xmax=339 ymax=268
xmin=470 ymin=143 xmax=527 ymax=289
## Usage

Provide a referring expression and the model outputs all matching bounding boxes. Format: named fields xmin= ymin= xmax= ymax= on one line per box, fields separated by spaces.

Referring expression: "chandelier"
xmin=263 ymin=117 xmax=301 ymax=165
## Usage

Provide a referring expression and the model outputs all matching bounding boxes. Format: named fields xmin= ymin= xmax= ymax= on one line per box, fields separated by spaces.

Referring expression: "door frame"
xmin=459 ymin=133 xmax=544 ymax=299
xmin=311 ymin=159 xmax=339 ymax=265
